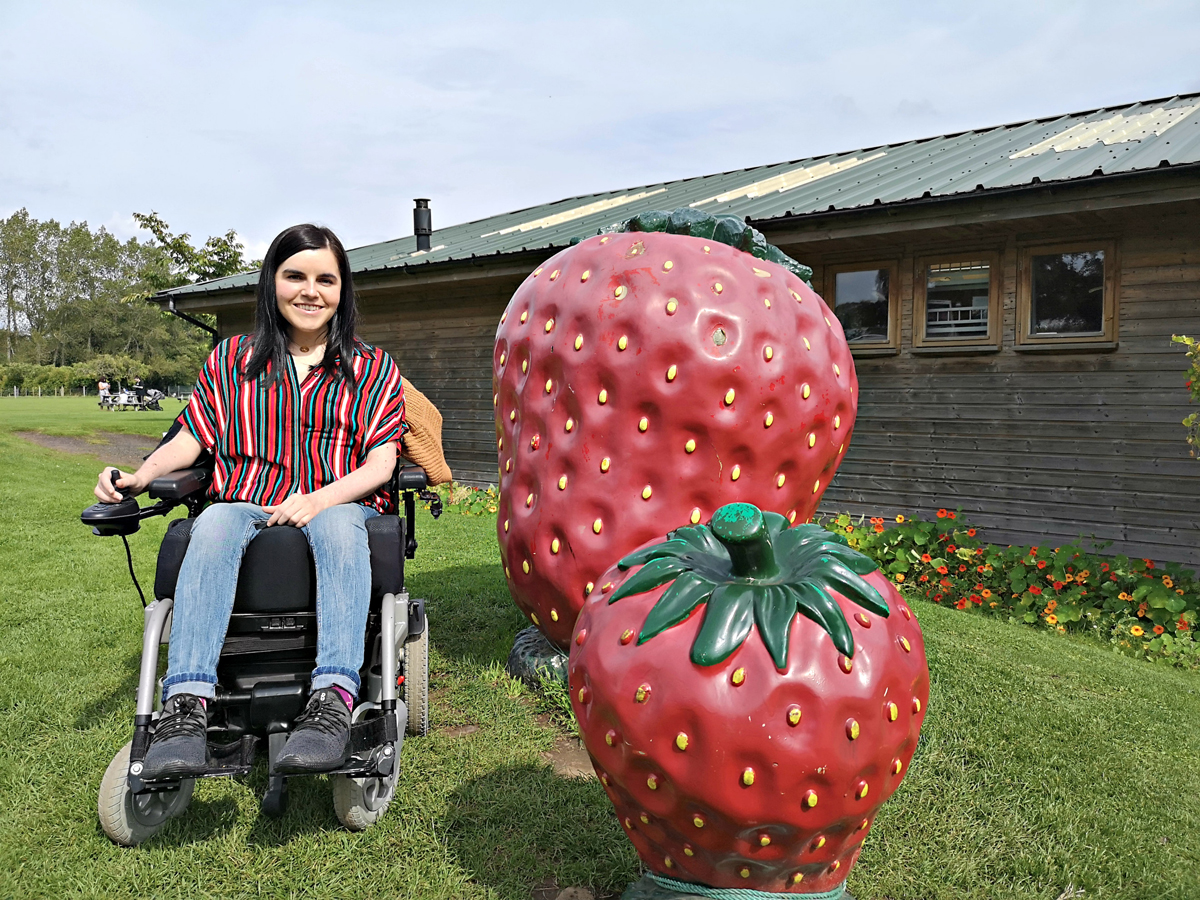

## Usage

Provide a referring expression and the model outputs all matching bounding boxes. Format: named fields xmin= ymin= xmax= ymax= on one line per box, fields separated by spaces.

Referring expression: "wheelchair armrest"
xmin=397 ymin=466 xmax=428 ymax=491
xmin=148 ymin=466 xmax=212 ymax=501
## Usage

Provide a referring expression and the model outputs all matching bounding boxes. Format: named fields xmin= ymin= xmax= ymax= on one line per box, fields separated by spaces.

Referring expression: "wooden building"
xmin=157 ymin=94 xmax=1200 ymax=566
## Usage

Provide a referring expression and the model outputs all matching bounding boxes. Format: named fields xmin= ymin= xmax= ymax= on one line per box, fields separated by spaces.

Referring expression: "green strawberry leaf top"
xmin=611 ymin=502 xmax=887 ymax=668
xmin=572 ymin=207 xmax=813 ymax=285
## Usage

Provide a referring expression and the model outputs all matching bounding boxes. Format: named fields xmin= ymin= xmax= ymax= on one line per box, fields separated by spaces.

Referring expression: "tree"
xmin=132 ymin=211 xmax=254 ymax=288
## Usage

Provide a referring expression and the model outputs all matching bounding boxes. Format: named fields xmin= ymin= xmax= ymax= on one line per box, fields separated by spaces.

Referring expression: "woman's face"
xmin=275 ymin=247 xmax=341 ymax=341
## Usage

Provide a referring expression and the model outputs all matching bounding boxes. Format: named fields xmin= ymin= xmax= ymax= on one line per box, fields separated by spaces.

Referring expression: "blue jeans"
xmin=162 ymin=502 xmax=378 ymax=701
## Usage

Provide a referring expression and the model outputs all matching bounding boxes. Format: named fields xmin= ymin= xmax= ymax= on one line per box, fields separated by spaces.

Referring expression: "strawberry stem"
xmin=710 ymin=503 xmax=780 ymax=580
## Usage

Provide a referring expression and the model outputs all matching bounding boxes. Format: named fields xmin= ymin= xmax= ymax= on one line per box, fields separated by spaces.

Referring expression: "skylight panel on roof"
xmin=1009 ymin=104 xmax=1199 ymax=159
xmin=688 ymin=152 xmax=887 ymax=207
xmin=480 ymin=188 xmax=668 ymax=237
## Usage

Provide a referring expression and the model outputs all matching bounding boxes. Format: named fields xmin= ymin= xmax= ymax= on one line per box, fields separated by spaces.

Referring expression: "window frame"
xmin=824 ymin=259 xmax=901 ymax=354
xmin=1016 ymin=239 xmax=1118 ymax=348
xmin=912 ymin=250 xmax=1003 ymax=350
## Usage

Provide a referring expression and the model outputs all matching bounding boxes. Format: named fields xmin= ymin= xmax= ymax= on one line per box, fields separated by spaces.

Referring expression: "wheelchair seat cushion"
xmin=154 ymin=512 xmax=405 ymax=606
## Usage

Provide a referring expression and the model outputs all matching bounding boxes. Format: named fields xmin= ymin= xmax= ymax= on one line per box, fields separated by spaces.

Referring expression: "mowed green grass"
xmin=0 ymin=396 xmax=1197 ymax=900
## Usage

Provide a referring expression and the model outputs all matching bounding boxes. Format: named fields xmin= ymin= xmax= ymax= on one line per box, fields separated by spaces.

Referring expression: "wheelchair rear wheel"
xmin=98 ymin=740 xmax=194 ymax=846
xmin=402 ymin=626 xmax=429 ymax=737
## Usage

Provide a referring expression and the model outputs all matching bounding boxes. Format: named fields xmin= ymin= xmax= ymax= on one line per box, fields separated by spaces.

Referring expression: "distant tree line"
xmin=0 ymin=209 xmax=255 ymax=392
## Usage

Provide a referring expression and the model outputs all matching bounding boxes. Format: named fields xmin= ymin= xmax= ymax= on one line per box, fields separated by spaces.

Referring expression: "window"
xmin=913 ymin=253 xmax=1001 ymax=349
xmin=1017 ymin=241 xmax=1117 ymax=347
xmin=827 ymin=261 xmax=898 ymax=351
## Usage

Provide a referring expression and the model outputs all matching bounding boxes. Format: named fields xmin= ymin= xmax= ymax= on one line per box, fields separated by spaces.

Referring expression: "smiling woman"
xmin=92 ymin=223 xmax=407 ymax=781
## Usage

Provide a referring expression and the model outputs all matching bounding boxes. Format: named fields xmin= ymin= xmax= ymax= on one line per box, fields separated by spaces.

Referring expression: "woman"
xmin=94 ymin=224 xmax=404 ymax=779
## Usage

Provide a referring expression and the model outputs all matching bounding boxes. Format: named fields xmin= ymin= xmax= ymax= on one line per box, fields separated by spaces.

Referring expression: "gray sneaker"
xmin=140 ymin=694 xmax=208 ymax=779
xmin=274 ymin=689 xmax=351 ymax=774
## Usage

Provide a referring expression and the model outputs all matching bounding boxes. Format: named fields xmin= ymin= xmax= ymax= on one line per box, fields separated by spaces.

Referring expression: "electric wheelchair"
xmin=81 ymin=457 xmax=442 ymax=846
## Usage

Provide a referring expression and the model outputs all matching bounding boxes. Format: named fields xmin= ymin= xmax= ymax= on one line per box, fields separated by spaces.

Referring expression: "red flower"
xmin=976 ymin=548 xmax=984 ymax=555
xmin=958 ymin=565 xmax=967 ymax=572
xmin=873 ymin=524 xmax=883 ymax=533
xmin=970 ymin=594 xmax=981 ymax=604
xmin=937 ymin=565 xmax=949 ymax=575
xmin=919 ymin=574 xmax=929 ymax=582
xmin=1109 ymin=574 xmax=1118 ymax=582
xmin=933 ymin=594 xmax=943 ymax=602
xmin=937 ymin=509 xmax=947 ymax=519
xmin=1100 ymin=562 xmax=1110 ymax=572
xmin=955 ymin=598 xmax=968 ymax=610
xmin=939 ymin=578 xmax=952 ymax=587
xmin=921 ymin=553 xmax=932 ymax=562
xmin=967 ymin=528 xmax=976 ymax=537
xmin=1153 ymin=625 xmax=1165 ymax=635
xmin=1029 ymin=586 xmax=1043 ymax=595
xmin=976 ymin=565 xmax=985 ymax=573
xmin=946 ymin=545 xmax=956 ymax=553
xmin=1178 ymin=617 xmax=1190 ymax=632
xmin=1036 ymin=561 xmax=1047 ymax=569
xmin=948 ymin=512 xmax=957 ymax=520
xmin=1053 ymin=581 xmax=1064 ymax=590
xmin=1144 ymin=559 xmax=1155 ymax=570
xmin=1029 ymin=547 xmax=1038 ymax=555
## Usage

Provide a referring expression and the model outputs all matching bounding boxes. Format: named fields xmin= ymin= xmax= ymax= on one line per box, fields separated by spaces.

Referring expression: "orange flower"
xmin=967 ymin=528 xmax=977 ymax=537
xmin=937 ymin=509 xmax=947 ymax=518
xmin=1046 ymin=614 xmax=1058 ymax=625
xmin=989 ymin=601 xmax=998 ymax=608
xmin=1045 ymin=600 xmax=1057 ymax=612
xmin=921 ymin=553 xmax=932 ymax=562
xmin=1153 ymin=625 xmax=1165 ymax=635
xmin=1079 ymin=570 xmax=1090 ymax=578
xmin=948 ymin=512 xmax=957 ymax=520
xmin=895 ymin=573 xmax=905 ymax=583
xmin=896 ymin=514 xmax=905 ymax=523
xmin=976 ymin=565 xmax=985 ymax=573
xmin=1130 ymin=625 xmax=1145 ymax=637
xmin=1178 ymin=617 xmax=1190 ymax=632
xmin=873 ymin=524 xmax=884 ymax=533
xmin=845 ymin=525 xmax=854 ymax=533
xmin=1137 ymin=602 xmax=1149 ymax=617
xmin=1037 ymin=561 xmax=1047 ymax=569
xmin=919 ymin=574 xmax=929 ymax=582
xmin=981 ymin=589 xmax=992 ymax=599
xmin=1064 ymin=573 xmax=1075 ymax=583
xmin=1163 ymin=577 xmax=1175 ymax=588
xmin=946 ymin=545 xmax=957 ymax=553
xmin=1118 ymin=592 xmax=1130 ymax=601
xmin=1178 ymin=589 xmax=1186 ymax=596
xmin=937 ymin=565 xmax=948 ymax=575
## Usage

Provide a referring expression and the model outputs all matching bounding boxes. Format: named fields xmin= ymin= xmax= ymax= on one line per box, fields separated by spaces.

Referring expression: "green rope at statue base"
xmin=647 ymin=871 xmax=846 ymax=900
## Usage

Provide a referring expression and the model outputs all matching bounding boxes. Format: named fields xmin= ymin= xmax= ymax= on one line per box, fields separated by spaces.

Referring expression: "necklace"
xmin=289 ymin=334 xmax=327 ymax=355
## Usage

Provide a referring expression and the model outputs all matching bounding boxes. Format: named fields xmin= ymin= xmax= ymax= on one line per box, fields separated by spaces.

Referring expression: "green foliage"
xmin=1171 ymin=333 xmax=1200 ymax=458
xmin=425 ymin=482 xmax=499 ymax=516
xmin=823 ymin=510 xmax=1200 ymax=669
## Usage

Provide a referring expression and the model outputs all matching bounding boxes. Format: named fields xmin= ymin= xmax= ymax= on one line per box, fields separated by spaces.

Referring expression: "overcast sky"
xmin=3 ymin=1 xmax=1199 ymax=257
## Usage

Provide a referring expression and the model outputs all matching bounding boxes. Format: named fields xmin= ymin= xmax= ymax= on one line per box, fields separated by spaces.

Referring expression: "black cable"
xmin=121 ymin=534 xmax=147 ymax=607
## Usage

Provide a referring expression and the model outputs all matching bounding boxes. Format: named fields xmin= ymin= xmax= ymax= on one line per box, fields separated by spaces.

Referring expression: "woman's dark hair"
xmin=242 ymin=224 xmax=358 ymax=384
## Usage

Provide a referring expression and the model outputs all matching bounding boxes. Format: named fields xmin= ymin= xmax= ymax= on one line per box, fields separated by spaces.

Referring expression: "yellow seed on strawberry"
xmin=791 ymin=873 xmax=804 ymax=885
xmin=804 ymin=790 xmax=818 ymax=808
xmin=731 ymin=667 xmax=745 ymax=685
xmin=739 ymin=867 xmax=750 ymax=879
xmin=503 ymin=519 xmax=509 ymax=532
xmin=614 ymin=286 xmax=627 ymax=299
xmin=892 ymin=758 xmax=903 ymax=775
xmin=825 ymin=315 xmax=832 ymax=326
xmin=580 ymin=269 xmax=590 ymax=282
xmin=497 ymin=437 xmax=503 ymax=450
xmin=605 ymin=730 xmax=616 ymax=746
xmin=593 ymin=518 xmax=603 ymax=534
xmin=499 ymin=351 xmax=507 ymax=365
xmin=690 ymin=508 xmax=701 ymax=524
xmin=886 ymin=702 xmax=898 ymax=721
xmin=831 ymin=860 xmax=841 ymax=872
xmin=803 ymin=337 xmax=811 ymax=350
xmin=846 ymin=718 xmax=860 ymax=740
xmin=647 ymin=775 xmax=658 ymax=790
xmin=731 ymin=465 xmax=741 ymax=481
xmin=901 ymin=605 xmax=912 ymax=620
xmin=764 ymin=412 xmax=774 ymax=427
xmin=666 ymin=365 xmax=677 ymax=381
xmin=764 ymin=298 xmax=772 ymax=309
xmin=520 ymin=311 xmax=528 ymax=323
xmin=808 ymin=433 xmax=816 ymax=448
xmin=858 ymin=818 xmax=869 ymax=831
xmin=565 ymin=417 xmax=573 ymax=431
xmin=776 ymin=474 xmax=786 ymax=488
xmin=856 ymin=781 xmax=869 ymax=799
xmin=787 ymin=705 xmax=802 ymax=726
xmin=788 ymin=510 xmax=797 ymax=523
xmin=913 ymin=697 xmax=922 ymax=713
xmin=642 ymin=486 xmax=652 ymax=500
xmin=693 ymin=815 xmax=705 ymax=828
xmin=764 ymin=346 xmax=773 ymax=360
xmin=624 ymin=817 xmax=633 ymax=829
xmin=509 ymin=410 xmax=516 ymax=421
xmin=703 ymin=245 xmax=711 ymax=253
xmin=640 ymin=813 xmax=649 ymax=824
xmin=813 ymin=480 xmax=821 ymax=494
xmin=557 ymin=475 xmax=567 ymax=490
xmin=522 ymin=560 xmax=530 ymax=574
xmin=638 ymin=417 xmax=648 ymax=432
xmin=577 ymin=686 xmax=587 ymax=702
xmin=501 ymin=311 xmax=509 ymax=323
xmin=598 ymin=389 xmax=607 ymax=404
xmin=493 ymin=393 xmax=498 ymax=406
xmin=663 ymin=260 xmax=673 ymax=271
xmin=834 ymin=364 xmax=841 ymax=376
xmin=620 ymin=629 xmax=634 ymax=644
xmin=714 ymin=282 xmax=723 ymax=293
xmin=550 ymin=608 xmax=559 ymax=620
xmin=742 ymin=767 xmax=755 ymax=786
xmin=521 ymin=359 xmax=528 ymax=373
xmin=618 ymin=335 xmax=628 ymax=351
xmin=585 ymin=582 xmax=594 ymax=594
xmin=834 ymin=414 xmax=841 ymax=429
xmin=802 ymin=383 xmax=811 ymax=399
xmin=900 ymin=636 xmax=912 ymax=652
xmin=545 ymin=318 xmax=554 ymax=332
xmin=551 ymin=539 xmax=560 ymax=554
xmin=753 ymin=267 xmax=770 ymax=278
xmin=635 ymin=683 xmax=651 ymax=703
xmin=666 ymin=298 xmax=678 ymax=314
xmin=724 ymin=388 xmax=735 ymax=405
xmin=684 ymin=846 xmax=694 ymax=857
xmin=759 ymin=834 xmax=771 ymax=847
xmin=545 ymin=379 xmax=552 ymax=393
xmin=601 ymin=457 xmax=610 ymax=472
xmin=814 ymin=835 xmax=826 ymax=849
xmin=530 ymin=613 xmax=539 ymax=625
xmin=574 ymin=334 xmax=583 ymax=350
xmin=505 ymin=566 xmax=510 ymax=578
xmin=663 ymin=856 xmax=673 ymax=868
xmin=685 ymin=439 xmax=696 ymax=453
xmin=600 ymin=236 xmax=611 ymax=244
xmin=549 ymin=269 xmax=560 ymax=281
xmin=505 ymin=459 xmax=511 ymax=472
xmin=525 ymin=493 xmax=533 ymax=507
xmin=675 ymin=732 xmax=689 ymax=751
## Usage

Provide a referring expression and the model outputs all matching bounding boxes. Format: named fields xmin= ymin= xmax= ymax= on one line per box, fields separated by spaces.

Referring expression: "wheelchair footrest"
xmin=325 ymin=714 xmax=399 ymax=778
xmin=132 ymin=735 xmax=259 ymax=793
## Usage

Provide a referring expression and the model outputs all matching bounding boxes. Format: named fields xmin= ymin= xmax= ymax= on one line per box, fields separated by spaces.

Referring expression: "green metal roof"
xmin=162 ymin=92 xmax=1200 ymax=299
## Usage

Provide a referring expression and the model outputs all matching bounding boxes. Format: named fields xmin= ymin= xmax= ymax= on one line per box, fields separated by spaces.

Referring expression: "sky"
xmin=3 ymin=0 xmax=1200 ymax=258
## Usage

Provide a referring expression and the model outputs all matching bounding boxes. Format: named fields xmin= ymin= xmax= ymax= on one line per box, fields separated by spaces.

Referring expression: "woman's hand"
xmin=94 ymin=468 xmax=145 ymax=503
xmin=264 ymin=491 xmax=334 ymax=527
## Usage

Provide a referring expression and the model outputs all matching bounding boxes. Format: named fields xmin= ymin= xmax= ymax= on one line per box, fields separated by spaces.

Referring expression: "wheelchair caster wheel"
xmin=98 ymin=740 xmax=194 ymax=846
xmin=261 ymin=775 xmax=288 ymax=818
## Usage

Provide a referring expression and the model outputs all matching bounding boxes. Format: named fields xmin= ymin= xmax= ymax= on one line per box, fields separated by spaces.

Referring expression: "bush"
xmin=1172 ymin=334 xmax=1200 ymax=458
xmin=822 ymin=510 xmax=1200 ymax=669
xmin=423 ymin=482 xmax=498 ymax=516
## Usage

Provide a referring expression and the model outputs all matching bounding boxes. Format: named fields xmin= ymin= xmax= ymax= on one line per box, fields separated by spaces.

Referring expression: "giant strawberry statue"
xmin=569 ymin=503 xmax=929 ymax=898
xmin=494 ymin=209 xmax=856 ymax=652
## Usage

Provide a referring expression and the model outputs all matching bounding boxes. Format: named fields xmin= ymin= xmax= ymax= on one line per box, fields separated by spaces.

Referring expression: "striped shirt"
xmin=182 ymin=334 xmax=405 ymax=513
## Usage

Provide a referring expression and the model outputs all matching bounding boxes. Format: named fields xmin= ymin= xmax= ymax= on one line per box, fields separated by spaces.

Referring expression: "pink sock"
xmin=332 ymin=686 xmax=354 ymax=709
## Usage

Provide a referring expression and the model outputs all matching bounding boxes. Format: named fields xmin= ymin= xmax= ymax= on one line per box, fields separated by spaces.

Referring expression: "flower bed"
xmin=824 ymin=510 xmax=1200 ymax=669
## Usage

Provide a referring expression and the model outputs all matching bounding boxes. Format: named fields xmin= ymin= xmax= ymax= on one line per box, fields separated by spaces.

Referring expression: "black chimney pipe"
xmin=413 ymin=198 xmax=431 ymax=251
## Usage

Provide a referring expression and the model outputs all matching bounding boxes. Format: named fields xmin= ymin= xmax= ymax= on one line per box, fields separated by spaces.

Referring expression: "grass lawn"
xmin=0 ymin=396 xmax=1198 ymax=900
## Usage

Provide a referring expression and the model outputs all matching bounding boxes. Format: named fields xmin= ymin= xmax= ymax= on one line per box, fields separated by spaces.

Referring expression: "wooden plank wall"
xmin=781 ymin=200 xmax=1200 ymax=567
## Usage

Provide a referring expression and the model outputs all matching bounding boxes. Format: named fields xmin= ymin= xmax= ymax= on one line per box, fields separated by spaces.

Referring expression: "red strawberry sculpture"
xmin=494 ymin=209 xmax=857 ymax=651
xmin=569 ymin=503 xmax=929 ymax=897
